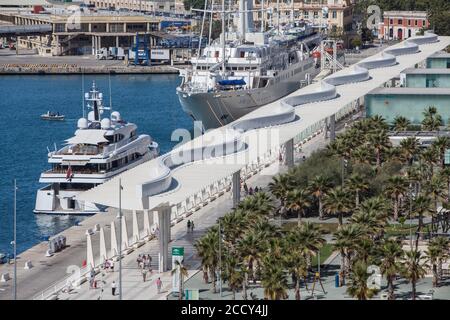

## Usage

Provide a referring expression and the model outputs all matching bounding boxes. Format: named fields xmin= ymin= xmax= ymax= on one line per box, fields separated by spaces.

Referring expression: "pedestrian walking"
xmin=142 ymin=269 xmax=148 ymax=282
xmin=249 ymin=187 xmax=254 ymax=195
xmin=254 ymin=186 xmax=259 ymax=193
xmin=111 ymin=281 xmax=117 ymax=296
xmin=156 ymin=277 xmax=162 ymax=293
xmin=137 ymin=254 xmax=143 ymax=269
xmin=243 ymin=182 xmax=249 ymax=196
xmin=191 ymin=221 xmax=195 ymax=233
xmin=187 ymin=220 xmax=191 ymax=233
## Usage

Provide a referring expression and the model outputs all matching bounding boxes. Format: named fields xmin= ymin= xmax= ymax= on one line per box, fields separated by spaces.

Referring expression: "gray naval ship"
xmin=176 ymin=0 xmax=323 ymax=130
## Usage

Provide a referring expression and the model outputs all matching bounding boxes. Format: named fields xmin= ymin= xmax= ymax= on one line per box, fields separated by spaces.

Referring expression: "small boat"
xmin=41 ymin=111 xmax=65 ymax=121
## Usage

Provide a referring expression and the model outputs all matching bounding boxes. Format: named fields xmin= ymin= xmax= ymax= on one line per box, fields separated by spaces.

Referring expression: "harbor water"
xmin=0 ymin=74 xmax=189 ymax=255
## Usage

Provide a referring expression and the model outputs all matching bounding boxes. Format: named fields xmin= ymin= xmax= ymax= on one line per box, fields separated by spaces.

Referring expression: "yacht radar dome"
xmin=88 ymin=111 xmax=95 ymax=122
xmin=100 ymin=118 xmax=111 ymax=129
xmin=77 ymin=118 xmax=88 ymax=129
xmin=111 ymin=111 xmax=121 ymax=122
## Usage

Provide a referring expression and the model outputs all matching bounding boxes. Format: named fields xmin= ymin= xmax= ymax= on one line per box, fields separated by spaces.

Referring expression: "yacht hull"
xmin=177 ymin=62 xmax=321 ymax=130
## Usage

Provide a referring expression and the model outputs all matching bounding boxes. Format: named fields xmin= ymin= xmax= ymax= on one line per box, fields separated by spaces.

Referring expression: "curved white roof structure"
xmin=78 ymin=34 xmax=450 ymax=211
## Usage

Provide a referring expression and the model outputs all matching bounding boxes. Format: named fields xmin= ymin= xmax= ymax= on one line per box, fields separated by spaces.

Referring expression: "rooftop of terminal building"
xmin=402 ymin=67 xmax=450 ymax=74
xmin=369 ymin=86 xmax=450 ymax=95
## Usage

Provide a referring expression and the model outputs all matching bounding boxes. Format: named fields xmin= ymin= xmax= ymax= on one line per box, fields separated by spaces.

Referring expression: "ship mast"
xmin=221 ymin=0 xmax=225 ymax=75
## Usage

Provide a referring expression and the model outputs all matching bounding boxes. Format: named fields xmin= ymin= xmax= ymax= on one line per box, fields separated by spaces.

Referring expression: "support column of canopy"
xmin=284 ymin=138 xmax=294 ymax=169
xmin=157 ymin=204 xmax=171 ymax=273
xmin=232 ymin=170 xmax=241 ymax=208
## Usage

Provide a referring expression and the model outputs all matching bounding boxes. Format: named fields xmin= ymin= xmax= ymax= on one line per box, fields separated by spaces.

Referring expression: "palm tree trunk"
xmin=394 ymin=197 xmax=399 ymax=221
xmin=339 ymin=250 xmax=345 ymax=285
xmin=356 ymin=191 xmax=360 ymax=208
xmin=338 ymin=212 xmax=343 ymax=227
xmin=211 ymin=269 xmax=217 ymax=293
xmin=297 ymin=210 xmax=302 ymax=227
xmin=438 ymin=258 xmax=443 ymax=282
xmin=232 ymin=289 xmax=236 ymax=300
xmin=376 ymin=148 xmax=381 ymax=167
xmin=432 ymin=264 xmax=438 ymax=287
xmin=295 ymin=278 xmax=301 ymax=300
xmin=242 ymin=273 xmax=248 ymax=300
xmin=412 ymin=280 xmax=417 ymax=300
xmin=388 ymin=276 xmax=395 ymax=300
xmin=319 ymin=197 xmax=324 ymax=220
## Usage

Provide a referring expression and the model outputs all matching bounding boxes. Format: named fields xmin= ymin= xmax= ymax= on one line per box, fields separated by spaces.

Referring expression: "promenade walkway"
xmin=60 ymin=114 xmax=345 ymax=300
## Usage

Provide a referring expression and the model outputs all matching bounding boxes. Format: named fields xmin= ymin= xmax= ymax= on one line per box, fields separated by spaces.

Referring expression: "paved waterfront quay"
xmin=0 ymin=50 xmax=184 ymax=74
xmin=0 ymin=108 xmax=354 ymax=300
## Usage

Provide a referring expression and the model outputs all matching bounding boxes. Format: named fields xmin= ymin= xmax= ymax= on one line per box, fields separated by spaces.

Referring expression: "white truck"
xmin=95 ymin=47 xmax=125 ymax=60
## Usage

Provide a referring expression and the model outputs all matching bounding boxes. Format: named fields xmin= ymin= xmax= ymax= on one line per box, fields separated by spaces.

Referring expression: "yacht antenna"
xmin=82 ymin=72 xmax=85 ymax=118
xmin=221 ymin=0 xmax=225 ymax=74
xmin=193 ymin=0 xmax=208 ymax=76
xmin=277 ymin=0 xmax=280 ymax=35
xmin=208 ymin=0 xmax=213 ymax=46
xmin=261 ymin=0 xmax=265 ymax=32
xmin=109 ymin=72 xmax=113 ymax=113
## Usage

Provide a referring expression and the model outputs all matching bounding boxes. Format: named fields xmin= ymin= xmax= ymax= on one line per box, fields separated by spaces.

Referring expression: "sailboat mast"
xmin=221 ymin=0 xmax=225 ymax=74
xmin=261 ymin=0 xmax=264 ymax=32
xmin=276 ymin=0 xmax=280 ymax=35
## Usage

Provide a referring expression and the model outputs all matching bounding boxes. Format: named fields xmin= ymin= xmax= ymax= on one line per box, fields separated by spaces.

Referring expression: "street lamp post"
xmin=218 ymin=219 xmax=222 ymax=297
xmin=118 ymin=178 xmax=123 ymax=300
xmin=12 ymin=179 xmax=17 ymax=300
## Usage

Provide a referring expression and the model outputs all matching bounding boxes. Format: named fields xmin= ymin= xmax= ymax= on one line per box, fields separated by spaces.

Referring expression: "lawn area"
xmin=282 ymin=222 xmax=339 ymax=234
xmin=385 ymin=223 xmax=430 ymax=237
xmin=312 ymin=243 xmax=334 ymax=267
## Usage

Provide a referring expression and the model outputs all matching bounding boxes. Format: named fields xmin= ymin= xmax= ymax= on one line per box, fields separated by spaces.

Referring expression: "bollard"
xmin=0 ymin=273 xmax=10 ymax=282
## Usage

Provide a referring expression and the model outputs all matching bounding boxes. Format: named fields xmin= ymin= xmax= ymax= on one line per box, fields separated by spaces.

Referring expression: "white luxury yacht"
xmin=176 ymin=0 xmax=322 ymax=130
xmin=34 ymin=81 xmax=159 ymax=215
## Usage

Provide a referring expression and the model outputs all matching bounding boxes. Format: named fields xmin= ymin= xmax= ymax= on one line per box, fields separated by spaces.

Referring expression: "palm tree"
xmin=238 ymin=231 xmax=264 ymax=286
xmin=269 ymin=174 xmax=291 ymax=215
xmin=238 ymin=192 xmax=273 ymax=216
xmin=286 ymin=189 xmax=311 ymax=225
xmin=426 ymin=237 xmax=450 ymax=286
xmin=439 ymin=167 xmax=450 ymax=203
xmin=223 ymin=254 xmax=243 ymax=300
xmin=171 ymin=259 xmax=189 ymax=300
xmin=334 ymin=224 xmax=363 ymax=283
xmin=346 ymin=174 xmax=369 ymax=208
xmin=432 ymin=136 xmax=450 ymax=168
xmin=392 ymin=116 xmax=411 ymax=131
xmin=422 ymin=106 xmax=443 ymax=131
xmin=399 ymin=137 xmax=420 ymax=165
xmin=413 ymin=195 xmax=432 ymax=242
xmin=261 ymin=257 xmax=288 ymax=300
xmin=350 ymin=209 xmax=385 ymax=239
xmin=308 ymin=175 xmax=333 ymax=220
xmin=323 ymin=187 xmax=352 ymax=226
xmin=368 ymin=129 xmax=391 ymax=167
xmin=283 ymin=250 xmax=308 ymax=300
xmin=401 ymin=249 xmax=429 ymax=300
xmin=425 ymin=176 xmax=445 ymax=235
xmin=289 ymin=222 xmax=326 ymax=269
xmin=420 ymin=147 xmax=438 ymax=178
xmin=384 ymin=175 xmax=408 ymax=221
xmin=379 ymin=239 xmax=404 ymax=300
xmin=346 ymin=260 xmax=378 ymax=300
xmin=351 ymin=146 xmax=372 ymax=164
xmin=370 ymin=115 xmax=389 ymax=130
xmin=195 ymin=229 xmax=219 ymax=292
